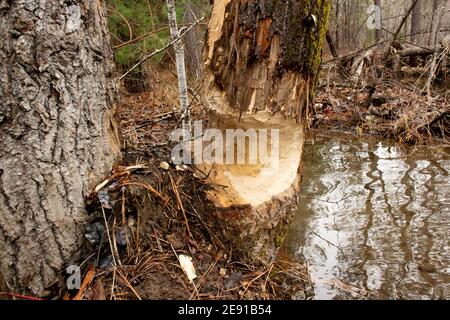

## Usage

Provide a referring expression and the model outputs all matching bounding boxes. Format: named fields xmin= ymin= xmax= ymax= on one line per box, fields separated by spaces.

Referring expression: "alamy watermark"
xmin=367 ymin=5 xmax=381 ymax=30
xmin=170 ymin=121 xmax=280 ymax=169
xmin=66 ymin=265 xmax=81 ymax=290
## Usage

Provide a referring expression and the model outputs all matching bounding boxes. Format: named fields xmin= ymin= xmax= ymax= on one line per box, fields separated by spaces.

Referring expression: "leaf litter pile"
xmin=313 ymin=49 xmax=449 ymax=144
xmin=62 ymin=68 xmax=312 ymax=300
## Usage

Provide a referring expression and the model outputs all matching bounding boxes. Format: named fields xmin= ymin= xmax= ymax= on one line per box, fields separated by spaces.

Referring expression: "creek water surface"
xmin=282 ymin=132 xmax=450 ymax=300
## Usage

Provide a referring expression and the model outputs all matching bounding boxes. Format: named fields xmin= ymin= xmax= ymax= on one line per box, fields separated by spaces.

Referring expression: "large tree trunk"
xmin=202 ymin=0 xmax=330 ymax=263
xmin=0 ymin=0 xmax=120 ymax=295
xmin=334 ymin=0 xmax=340 ymax=51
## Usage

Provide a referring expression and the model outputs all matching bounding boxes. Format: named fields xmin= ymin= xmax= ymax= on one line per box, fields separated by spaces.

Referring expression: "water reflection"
xmin=282 ymin=132 xmax=450 ymax=300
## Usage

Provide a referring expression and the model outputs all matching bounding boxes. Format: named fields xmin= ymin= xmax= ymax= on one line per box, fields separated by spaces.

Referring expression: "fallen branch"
xmin=113 ymin=23 xmax=207 ymax=50
xmin=399 ymin=45 xmax=435 ymax=58
xmin=74 ymin=266 xmax=96 ymax=300
xmin=168 ymin=172 xmax=193 ymax=238
xmin=94 ymin=164 xmax=148 ymax=193
xmin=0 ymin=292 xmax=45 ymax=300
xmin=119 ymin=181 xmax=168 ymax=203
xmin=124 ymin=111 xmax=178 ymax=133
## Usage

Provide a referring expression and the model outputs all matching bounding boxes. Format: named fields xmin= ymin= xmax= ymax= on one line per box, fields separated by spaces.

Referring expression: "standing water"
xmin=282 ymin=131 xmax=450 ymax=300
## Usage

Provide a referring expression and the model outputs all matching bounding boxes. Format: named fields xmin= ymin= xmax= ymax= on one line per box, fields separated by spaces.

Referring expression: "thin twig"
xmin=119 ymin=17 xmax=205 ymax=81
xmin=168 ymin=172 xmax=193 ymax=238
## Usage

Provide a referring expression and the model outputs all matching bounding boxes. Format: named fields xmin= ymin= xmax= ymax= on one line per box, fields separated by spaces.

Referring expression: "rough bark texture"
xmin=326 ymin=30 xmax=339 ymax=59
xmin=205 ymin=0 xmax=330 ymax=120
xmin=202 ymin=0 xmax=330 ymax=264
xmin=0 ymin=0 xmax=120 ymax=295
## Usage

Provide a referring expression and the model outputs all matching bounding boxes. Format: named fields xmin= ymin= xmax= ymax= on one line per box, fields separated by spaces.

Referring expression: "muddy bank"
xmin=59 ymin=68 xmax=311 ymax=300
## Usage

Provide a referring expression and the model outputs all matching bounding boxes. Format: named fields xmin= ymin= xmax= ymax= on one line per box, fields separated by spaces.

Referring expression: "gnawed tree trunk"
xmin=0 ymin=0 xmax=120 ymax=295
xmin=184 ymin=0 xmax=205 ymax=80
xmin=202 ymin=0 xmax=330 ymax=263
xmin=430 ymin=0 xmax=446 ymax=49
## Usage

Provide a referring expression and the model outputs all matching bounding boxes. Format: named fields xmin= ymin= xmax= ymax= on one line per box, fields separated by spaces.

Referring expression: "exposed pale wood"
xmin=206 ymin=0 xmax=232 ymax=63
xmin=73 ymin=266 xmax=96 ymax=300
xmin=202 ymin=0 xmax=331 ymax=263
xmin=399 ymin=45 xmax=435 ymax=57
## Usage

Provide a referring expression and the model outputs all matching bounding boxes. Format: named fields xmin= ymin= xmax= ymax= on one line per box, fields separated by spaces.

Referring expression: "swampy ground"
xmin=65 ymin=66 xmax=448 ymax=300
xmin=282 ymin=131 xmax=449 ymax=300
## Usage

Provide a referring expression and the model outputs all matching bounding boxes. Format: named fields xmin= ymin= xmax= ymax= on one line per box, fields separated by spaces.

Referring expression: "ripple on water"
xmin=281 ymin=132 xmax=450 ymax=300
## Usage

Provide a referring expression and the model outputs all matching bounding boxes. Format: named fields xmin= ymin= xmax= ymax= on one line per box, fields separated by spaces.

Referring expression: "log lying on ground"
xmin=398 ymin=44 xmax=435 ymax=58
xmin=200 ymin=0 xmax=331 ymax=264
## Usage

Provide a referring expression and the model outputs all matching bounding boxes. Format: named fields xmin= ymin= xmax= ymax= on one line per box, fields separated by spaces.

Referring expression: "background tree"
xmin=0 ymin=0 xmax=120 ymax=294
xmin=374 ymin=0 xmax=383 ymax=43
xmin=410 ymin=0 xmax=422 ymax=65
xmin=108 ymin=0 xmax=163 ymax=92
xmin=410 ymin=0 xmax=422 ymax=43
xmin=166 ymin=0 xmax=190 ymax=131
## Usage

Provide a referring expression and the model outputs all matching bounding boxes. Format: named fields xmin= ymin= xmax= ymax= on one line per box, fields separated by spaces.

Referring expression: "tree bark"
xmin=374 ymin=0 xmax=382 ymax=43
xmin=326 ymin=30 xmax=339 ymax=59
xmin=202 ymin=0 xmax=330 ymax=263
xmin=167 ymin=0 xmax=191 ymax=132
xmin=0 ymin=0 xmax=120 ymax=295
xmin=410 ymin=0 xmax=422 ymax=65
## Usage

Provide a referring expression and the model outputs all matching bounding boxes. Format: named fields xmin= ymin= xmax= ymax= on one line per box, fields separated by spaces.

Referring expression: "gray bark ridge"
xmin=0 ymin=0 xmax=120 ymax=295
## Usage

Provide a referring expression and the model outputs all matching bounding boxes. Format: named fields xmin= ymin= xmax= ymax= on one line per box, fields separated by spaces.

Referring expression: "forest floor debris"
xmin=314 ymin=51 xmax=449 ymax=144
xmin=62 ymin=67 xmax=312 ymax=300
